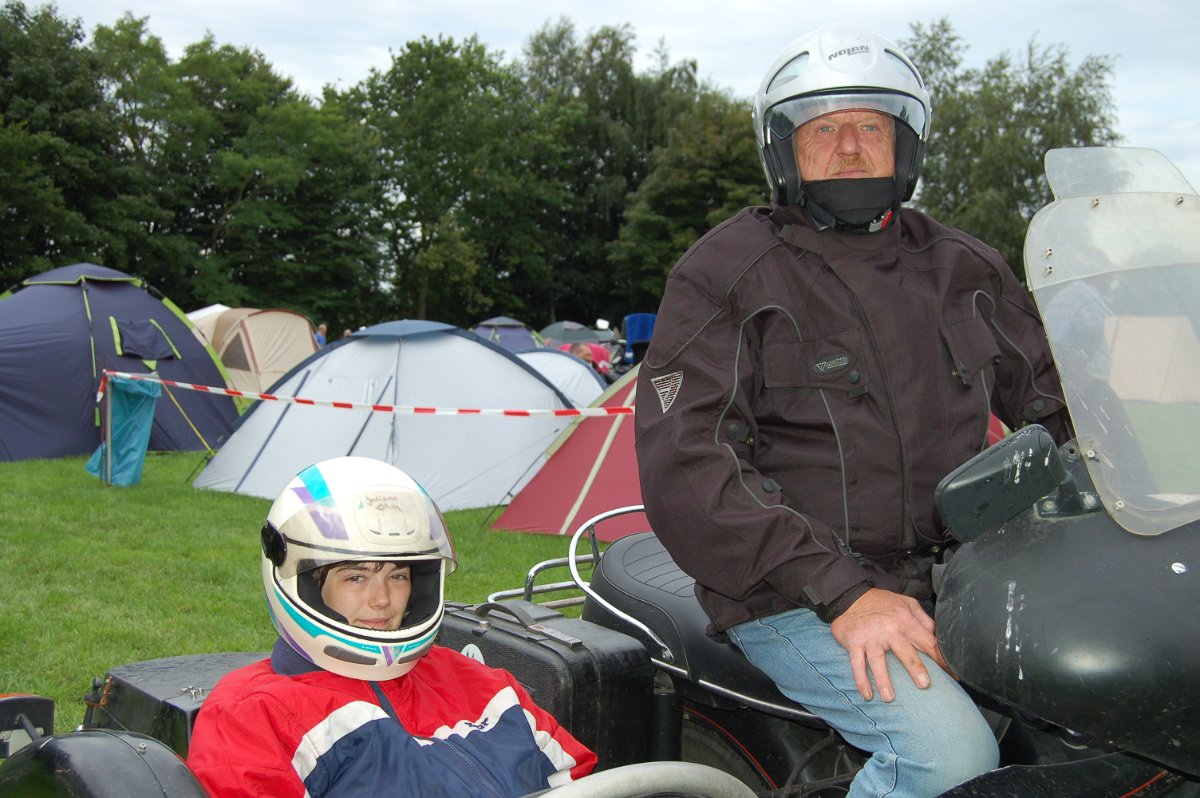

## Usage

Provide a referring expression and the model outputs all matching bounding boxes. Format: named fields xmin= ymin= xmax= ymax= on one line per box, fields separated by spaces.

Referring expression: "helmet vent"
xmin=884 ymin=50 xmax=924 ymax=88
xmin=323 ymin=645 xmax=376 ymax=665
xmin=766 ymin=52 xmax=809 ymax=95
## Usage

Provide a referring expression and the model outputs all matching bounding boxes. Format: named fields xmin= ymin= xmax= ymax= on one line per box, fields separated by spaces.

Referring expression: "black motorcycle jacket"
xmin=634 ymin=205 xmax=1072 ymax=632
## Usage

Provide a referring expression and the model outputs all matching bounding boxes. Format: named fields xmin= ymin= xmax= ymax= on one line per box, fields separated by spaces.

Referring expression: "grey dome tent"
xmin=516 ymin=348 xmax=606 ymax=410
xmin=0 ymin=263 xmax=239 ymax=462
xmin=193 ymin=320 xmax=577 ymax=510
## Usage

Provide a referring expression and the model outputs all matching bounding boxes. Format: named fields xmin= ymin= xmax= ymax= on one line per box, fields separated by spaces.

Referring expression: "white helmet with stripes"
xmin=260 ymin=457 xmax=457 ymax=680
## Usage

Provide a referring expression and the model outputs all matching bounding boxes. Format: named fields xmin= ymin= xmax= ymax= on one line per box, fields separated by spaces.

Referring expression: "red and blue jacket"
xmin=188 ymin=639 xmax=597 ymax=797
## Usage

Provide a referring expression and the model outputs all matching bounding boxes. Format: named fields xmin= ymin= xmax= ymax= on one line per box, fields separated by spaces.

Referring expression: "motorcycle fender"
xmin=938 ymin=751 xmax=1177 ymax=797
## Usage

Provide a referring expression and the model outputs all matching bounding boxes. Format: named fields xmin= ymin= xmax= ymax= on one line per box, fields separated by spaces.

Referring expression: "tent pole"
xmin=557 ymin=383 xmax=637 ymax=536
xmin=104 ymin=377 xmax=113 ymax=485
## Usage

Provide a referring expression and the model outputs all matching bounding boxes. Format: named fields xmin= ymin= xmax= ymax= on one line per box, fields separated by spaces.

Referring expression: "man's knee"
xmin=912 ymin=714 xmax=1000 ymax=792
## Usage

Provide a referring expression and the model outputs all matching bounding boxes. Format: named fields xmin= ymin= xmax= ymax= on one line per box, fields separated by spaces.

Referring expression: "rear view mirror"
xmin=936 ymin=425 xmax=1064 ymax=542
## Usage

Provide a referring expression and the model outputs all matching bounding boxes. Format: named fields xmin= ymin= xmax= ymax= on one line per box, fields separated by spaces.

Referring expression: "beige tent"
xmin=1106 ymin=315 xmax=1200 ymax=403
xmin=190 ymin=307 xmax=319 ymax=393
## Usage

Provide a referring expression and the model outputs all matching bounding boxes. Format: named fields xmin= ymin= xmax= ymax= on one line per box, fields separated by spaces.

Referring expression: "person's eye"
xmin=390 ymin=571 xmax=411 ymax=582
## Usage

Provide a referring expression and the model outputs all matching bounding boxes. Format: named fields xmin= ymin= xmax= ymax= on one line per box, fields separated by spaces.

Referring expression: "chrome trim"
xmin=568 ymin=505 xmax=676 ymax=663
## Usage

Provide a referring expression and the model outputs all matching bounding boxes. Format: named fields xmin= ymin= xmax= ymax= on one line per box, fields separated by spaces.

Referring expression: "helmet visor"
xmin=765 ymin=91 xmax=927 ymax=142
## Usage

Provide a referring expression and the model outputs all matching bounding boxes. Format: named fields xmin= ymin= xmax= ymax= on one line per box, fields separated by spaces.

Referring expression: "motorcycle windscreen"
xmin=1027 ymin=146 xmax=1200 ymax=536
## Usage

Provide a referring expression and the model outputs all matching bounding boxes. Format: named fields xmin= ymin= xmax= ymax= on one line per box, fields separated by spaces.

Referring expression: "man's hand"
xmin=829 ymin=588 xmax=951 ymax=703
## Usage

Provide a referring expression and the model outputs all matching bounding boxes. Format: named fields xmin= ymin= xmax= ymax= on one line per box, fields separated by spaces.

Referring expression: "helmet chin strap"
xmin=800 ymin=177 xmax=898 ymax=234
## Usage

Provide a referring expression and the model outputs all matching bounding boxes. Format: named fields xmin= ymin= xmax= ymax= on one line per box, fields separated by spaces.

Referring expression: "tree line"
xmin=1 ymin=3 xmax=1119 ymax=333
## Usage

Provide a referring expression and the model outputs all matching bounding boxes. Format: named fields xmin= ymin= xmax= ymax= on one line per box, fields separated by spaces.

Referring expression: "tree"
xmin=0 ymin=1 xmax=124 ymax=285
xmin=903 ymin=18 xmax=1119 ymax=280
xmin=610 ymin=89 xmax=766 ymax=310
xmin=519 ymin=18 xmax=701 ymax=323
xmin=349 ymin=35 xmax=572 ymax=325
xmin=89 ymin=24 xmax=386 ymax=325
xmin=87 ymin=13 xmax=197 ymax=289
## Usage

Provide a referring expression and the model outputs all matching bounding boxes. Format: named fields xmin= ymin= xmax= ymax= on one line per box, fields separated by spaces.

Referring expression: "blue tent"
xmin=470 ymin=316 xmax=545 ymax=352
xmin=0 ymin=263 xmax=239 ymax=462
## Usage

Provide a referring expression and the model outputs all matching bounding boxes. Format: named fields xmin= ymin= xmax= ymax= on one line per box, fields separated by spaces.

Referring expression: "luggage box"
xmin=84 ymin=652 xmax=265 ymax=757
xmin=437 ymin=600 xmax=654 ymax=770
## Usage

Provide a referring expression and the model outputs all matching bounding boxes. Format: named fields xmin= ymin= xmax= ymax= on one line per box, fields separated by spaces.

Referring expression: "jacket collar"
xmin=270 ymin=637 xmax=323 ymax=676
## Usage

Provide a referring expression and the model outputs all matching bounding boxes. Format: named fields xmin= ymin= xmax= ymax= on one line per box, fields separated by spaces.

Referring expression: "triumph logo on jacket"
xmin=652 ymin=371 xmax=684 ymax=413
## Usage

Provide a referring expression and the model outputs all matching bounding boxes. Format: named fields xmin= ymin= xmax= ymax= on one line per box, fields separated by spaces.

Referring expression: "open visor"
xmin=764 ymin=91 xmax=927 ymax=142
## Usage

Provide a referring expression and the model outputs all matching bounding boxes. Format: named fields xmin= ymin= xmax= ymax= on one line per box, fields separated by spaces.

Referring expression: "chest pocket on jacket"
xmin=762 ymin=332 xmax=869 ymax=396
xmin=940 ymin=317 xmax=1000 ymax=387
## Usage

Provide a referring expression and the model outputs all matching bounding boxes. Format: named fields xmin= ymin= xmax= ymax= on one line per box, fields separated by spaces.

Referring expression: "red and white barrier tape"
xmin=100 ymin=370 xmax=635 ymax=418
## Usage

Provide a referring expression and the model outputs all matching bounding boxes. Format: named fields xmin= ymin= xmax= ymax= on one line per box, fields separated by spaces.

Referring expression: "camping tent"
xmin=191 ymin=307 xmax=318 ymax=393
xmin=540 ymin=320 xmax=614 ymax=347
xmin=493 ymin=365 xmax=647 ymax=542
xmin=471 ymin=316 xmax=544 ymax=352
xmin=193 ymin=320 xmax=578 ymax=510
xmin=186 ymin=303 xmax=231 ymax=344
xmin=0 ymin=263 xmax=239 ymax=462
xmin=516 ymin=348 xmax=606 ymax=409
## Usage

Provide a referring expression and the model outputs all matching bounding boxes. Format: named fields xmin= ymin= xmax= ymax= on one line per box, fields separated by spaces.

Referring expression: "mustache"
xmin=832 ymin=154 xmax=874 ymax=173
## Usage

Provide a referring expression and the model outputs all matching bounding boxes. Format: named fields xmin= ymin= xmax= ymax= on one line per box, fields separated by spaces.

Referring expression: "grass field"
xmin=0 ymin=451 xmax=581 ymax=730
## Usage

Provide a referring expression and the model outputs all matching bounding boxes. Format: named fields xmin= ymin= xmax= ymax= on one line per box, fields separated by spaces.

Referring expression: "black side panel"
xmin=84 ymin=652 xmax=266 ymax=757
xmin=939 ymin=751 xmax=1183 ymax=797
xmin=937 ymin=507 xmax=1200 ymax=778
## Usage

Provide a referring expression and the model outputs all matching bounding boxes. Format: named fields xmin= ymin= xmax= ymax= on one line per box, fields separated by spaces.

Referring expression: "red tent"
xmin=493 ymin=366 xmax=648 ymax=542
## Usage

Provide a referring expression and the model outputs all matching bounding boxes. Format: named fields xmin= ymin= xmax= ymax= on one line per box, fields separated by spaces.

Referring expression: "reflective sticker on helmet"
xmin=293 ymin=464 xmax=349 ymax=540
xmin=382 ymin=628 xmax=436 ymax=664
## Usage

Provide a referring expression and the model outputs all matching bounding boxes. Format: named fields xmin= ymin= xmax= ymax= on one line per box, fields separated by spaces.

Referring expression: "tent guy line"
xmin=98 ymin=370 xmax=636 ymax=418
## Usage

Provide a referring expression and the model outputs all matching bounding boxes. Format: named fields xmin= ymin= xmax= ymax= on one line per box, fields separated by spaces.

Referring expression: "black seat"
xmin=583 ymin=532 xmax=813 ymax=721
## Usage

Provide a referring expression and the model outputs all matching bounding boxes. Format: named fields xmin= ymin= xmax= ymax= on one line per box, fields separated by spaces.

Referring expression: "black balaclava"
xmin=801 ymin=177 xmax=897 ymax=233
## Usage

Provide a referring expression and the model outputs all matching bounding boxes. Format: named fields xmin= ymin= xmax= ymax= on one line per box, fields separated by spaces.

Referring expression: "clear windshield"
xmin=1027 ymin=147 xmax=1200 ymax=535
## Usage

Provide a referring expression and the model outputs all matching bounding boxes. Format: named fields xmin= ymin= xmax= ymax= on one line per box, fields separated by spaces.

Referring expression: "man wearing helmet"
xmin=187 ymin=457 xmax=596 ymax=797
xmin=635 ymin=22 xmax=1072 ymax=797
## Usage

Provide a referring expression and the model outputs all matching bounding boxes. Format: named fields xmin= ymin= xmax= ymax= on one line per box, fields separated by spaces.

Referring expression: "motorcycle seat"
xmin=585 ymin=531 xmax=812 ymax=720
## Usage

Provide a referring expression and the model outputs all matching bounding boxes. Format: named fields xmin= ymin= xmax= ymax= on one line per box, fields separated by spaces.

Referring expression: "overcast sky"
xmin=48 ymin=0 xmax=1200 ymax=190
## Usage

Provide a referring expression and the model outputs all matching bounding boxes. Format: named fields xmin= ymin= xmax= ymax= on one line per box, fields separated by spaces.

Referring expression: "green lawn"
xmin=0 ymin=452 xmax=580 ymax=730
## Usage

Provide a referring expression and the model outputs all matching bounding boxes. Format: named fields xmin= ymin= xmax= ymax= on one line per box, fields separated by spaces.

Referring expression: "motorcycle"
xmin=2 ymin=146 xmax=1197 ymax=798
xmin=493 ymin=145 xmax=1200 ymax=796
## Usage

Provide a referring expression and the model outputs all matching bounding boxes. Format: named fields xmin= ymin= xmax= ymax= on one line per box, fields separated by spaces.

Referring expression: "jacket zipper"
xmin=827 ymin=267 xmax=919 ymax=553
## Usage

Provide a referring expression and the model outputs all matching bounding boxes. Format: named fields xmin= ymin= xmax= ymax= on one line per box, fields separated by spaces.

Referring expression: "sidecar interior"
xmin=582 ymin=531 xmax=821 ymax=724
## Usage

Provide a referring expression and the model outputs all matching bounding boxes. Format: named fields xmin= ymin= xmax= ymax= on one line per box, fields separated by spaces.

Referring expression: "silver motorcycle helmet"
xmin=753 ymin=23 xmax=932 ymax=232
xmin=260 ymin=457 xmax=457 ymax=680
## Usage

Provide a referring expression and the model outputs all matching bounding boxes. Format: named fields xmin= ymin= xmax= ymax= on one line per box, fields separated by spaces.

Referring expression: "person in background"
xmin=187 ymin=456 xmax=596 ymax=797
xmin=568 ymin=341 xmax=596 ymax=367
xmin=314 ymin=323 xmax=327 ymax=346
xmin=634 ymin=22 xmax=1072 ymax=798
xmin=564 ymin=341 xmax=615 ymax=381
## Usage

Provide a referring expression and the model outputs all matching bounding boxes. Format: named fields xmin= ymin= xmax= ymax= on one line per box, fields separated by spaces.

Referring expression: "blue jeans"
xmin=728 ymin=608 xmax=998 ymax=798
